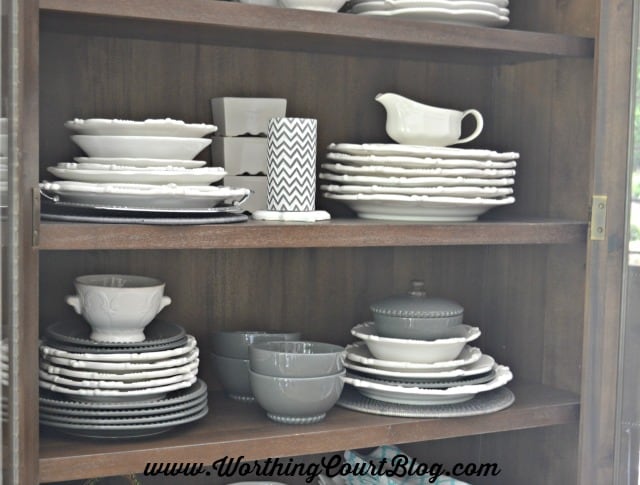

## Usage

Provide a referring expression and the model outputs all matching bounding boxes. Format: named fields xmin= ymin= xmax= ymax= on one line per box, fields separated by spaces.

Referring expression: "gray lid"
xmin=370 ymin=280 xmax=464 ymax=318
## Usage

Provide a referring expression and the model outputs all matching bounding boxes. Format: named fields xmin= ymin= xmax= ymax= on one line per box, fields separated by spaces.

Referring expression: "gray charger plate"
xmin=41 ymin=212 xmax=248 ymax=225
xmin=40 ymin=398 xmax=207 ymax=425
xmin=39 ymin=378 xmax=207 ymax=410
xmin=40 ymin=392 xmax=208 ymax=418
xmin=43 ymin=335 xmax=189 ymax=354
xmin=40 ymin=405 xmax=208 ymax=439
xmin=45 ymin=320 xmax=186 ymax=349
xmin=337 ymin=385 xmax=514 ymax=418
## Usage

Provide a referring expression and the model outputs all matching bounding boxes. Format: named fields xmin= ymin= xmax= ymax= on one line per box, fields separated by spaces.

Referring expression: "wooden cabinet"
xmin=5 ymin=0 xmax=633 ymax=482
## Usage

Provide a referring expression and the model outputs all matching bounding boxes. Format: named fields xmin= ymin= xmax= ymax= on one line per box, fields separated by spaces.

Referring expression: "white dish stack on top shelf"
xmin=346 ymin=0 xmax=510 ymax=27
xmin=211 ymin=97 xmax=287 ymax=214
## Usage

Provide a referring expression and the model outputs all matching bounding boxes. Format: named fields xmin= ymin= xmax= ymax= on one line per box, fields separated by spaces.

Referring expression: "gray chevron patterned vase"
xmin=267 ymin=117 xmax=317 ymax=212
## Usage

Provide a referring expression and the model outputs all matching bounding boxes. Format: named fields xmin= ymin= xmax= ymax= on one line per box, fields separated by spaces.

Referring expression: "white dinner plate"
xmin=351 ymin=322 xmax=481 ymax=363
xmin=40 ymin=335 xmax=197 ymax=363
xmin=319 ymin=172 xmax=514 ymax=187
xmin=74 ymin=157 xmax=207 ymax=169
xmin=324 ymin=192 xmax=515 ymax=221
xmin=321 ymin=162 xmax=516 ymax=178
xmin=356 ymin=6 xmax=509 ymax=26
xmin=350 ymin=0 xmax=509 ymax=15
xmin=349 ymin=0 xmax=508 ymax=6
xmin=344 ymin=351 xmax=495 ymax=379
xmin=40 ymin=359 xmax=199 ymax=381
xmin=47 ymin=165 xmax=226 ymax=185
xmin=343 ymin=365 xmax=513 ymax=405
xmin=39 ymin=375 xmax=198 ymax=402
xmin=39 ymin=181 xmax=250 ymax=209
xmin=321 ymin=184 xmax=513 ymax=198
xmin=65 ymin=118 xmax=217 ymax=138
xmin=38 ymin=368 xmax=198 ymax=390
xmin=345 ymin=342 xmax=481 ymax=371
xmin=326 ymin=152 xmax=517 ymax=169
xmin=328 ymin=143 xmax=519 ymax=161
xmin=71 ymin=135 xmax=212 ymax=159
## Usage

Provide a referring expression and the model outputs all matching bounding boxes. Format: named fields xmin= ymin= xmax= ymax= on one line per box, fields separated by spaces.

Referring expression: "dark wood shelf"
xmin=39 ymin=383 xmax=579 ymax=483
xmin=39 ymin=0 xmax=594 ymax=63
xmin=37 ymin=218 xmax=588 ymax=250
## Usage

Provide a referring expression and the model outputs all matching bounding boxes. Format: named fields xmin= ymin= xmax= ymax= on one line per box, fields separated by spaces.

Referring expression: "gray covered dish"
xmin=371 ymin=280 xmax=464 ymax=340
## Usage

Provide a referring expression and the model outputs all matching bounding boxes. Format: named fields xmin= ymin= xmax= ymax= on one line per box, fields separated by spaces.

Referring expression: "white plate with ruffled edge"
xmin=321 ymin=184 xmax=513 ymax=198
xmin=48 ymin=165 xmax=226 ymax=185
xmin=343 ymin=365 xmax=512 ymax=405
xmin=41 ymin=349 xmax=199 ymax=371
xmin=345 ymin=342 xmax=481 ymax=372
xmin=39 ymin=368 xmax=199 ymax=390
xmin=74 ymin=157 xmax=207 ymax=169
xmin=321 ymin=162 xmax=516 ymax=178
xmin=65 ymin=118 xmax=217 ymax=138
xmin=40 ymin=359 xmax=199 ymax=381
xmin=324 ymin=192 xmax=515 ymax=221
xmin=39 ymin=181 xmax=250 ymax=210
xmin=351 ymin=322 xmax=481 ymax=363
xmin=319 ymin=172 xmax=514 ymax=187
xmin=326 ymin=151 xmax=517 ymax=169
xmin=350 ymin=0 xmax=509 ymax=15
xmin=328 ymin=143 xmax=519 ymax=161
xmin=356 ymin=7 xmax=509 ymax=27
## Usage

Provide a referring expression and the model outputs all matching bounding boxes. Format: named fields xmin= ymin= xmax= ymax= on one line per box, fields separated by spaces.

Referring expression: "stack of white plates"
xmin=347 ymin=0 xmax=510 ymax=27
xmin=39 ymin=321 xmax=208 ymax=438
xmin=40 ymin=118 xmax=253 ymax=222
xmin=341 ymin=322 xmax=513 ymax=408
xmin=321 ymin=142 xmax=518 ymax=221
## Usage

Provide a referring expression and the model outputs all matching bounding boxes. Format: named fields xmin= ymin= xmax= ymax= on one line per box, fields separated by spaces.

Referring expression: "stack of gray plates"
xmin=39 ymin=320 xmax=208 ymax=439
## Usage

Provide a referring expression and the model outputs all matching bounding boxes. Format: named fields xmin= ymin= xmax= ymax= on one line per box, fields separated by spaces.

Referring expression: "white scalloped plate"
xmin=324 ymin=192 xmax=515 ymax=221
xmin=322 ymin=162 xmax=516 ymax=178
xmin=326 ymin=151 xmax=517 ymax=169
xmin=39 ymin=368 xmax=199 ymax=390
xmin=349 ymin=0 xmax=508 ymax=7
xmin=65 ymin=118 xmax=217 ymax=138
xmin=40 ymin=359 xmax=199 ymax=381
xmin=39 ymin=181 xmax=250 ymax=209
xmin=321 ymin=184 xmax=513 ymax=198
xmin=350 ymin=0 xmax=509 ymax=15
xmin=47 ymin=165 xmax=226 ymax=185
xmin=40 ymin=335 xmax=197 ymax=363
xmin=345 ymin=342 xmax=481 ymax=371
xmin=356 ymin=6 xmax=509 ymax=26
xmin=74 ymin=157 xmax=207 ymax=169
xmin=343 ymin=365 xmax=512 ymax=405
xmin=328 ymin=143 xmax=519 ymax=161
xmin=319 ymin=172 xmax=514 ymax=187
xmin=351 ymin=322 xmax=481 ymax=363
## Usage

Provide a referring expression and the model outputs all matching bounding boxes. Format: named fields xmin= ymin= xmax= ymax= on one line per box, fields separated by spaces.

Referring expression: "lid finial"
xmin=409 ymin=280 xmax=426 ymax=297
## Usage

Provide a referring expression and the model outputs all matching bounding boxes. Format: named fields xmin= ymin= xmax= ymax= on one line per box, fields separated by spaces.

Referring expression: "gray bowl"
xmin=249 ymin=341 xmax=344 ymax=378
xmin=249 ymin=369 xmax=345 ymax=424
xmin=374 ymin=315 xmax=464 ymax=340
xmin=211 ymin=353 xmax=254 ymax=402
xmin=210 ymin=330 xmax=301 ymax=359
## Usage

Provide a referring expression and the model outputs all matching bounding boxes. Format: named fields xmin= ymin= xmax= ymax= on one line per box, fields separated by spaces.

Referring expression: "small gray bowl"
xmin=210 ymin=330 xmax=301 ymax=360
xmin=249 ymin=369 xmax=345 ymax=424
xmin=249 ymin=341 xmax=344 ymax=378
xmin=211 ymin=353 xmax=254 ymax=402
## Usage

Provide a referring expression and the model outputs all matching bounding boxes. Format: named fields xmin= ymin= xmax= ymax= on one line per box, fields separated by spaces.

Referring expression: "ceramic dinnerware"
xmin=249 ymin=341 xmax=344 ymax=377
xmin=210 ymin=330 xmax=301 ymax=360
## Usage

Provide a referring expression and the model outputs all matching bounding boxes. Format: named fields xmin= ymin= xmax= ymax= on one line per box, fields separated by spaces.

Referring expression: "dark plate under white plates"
xmin=45 ymin=320 xmax=186 ymax=349
xmin=336 ymin=385 xmax=514 ymax=418
xmin=42 ymin=336 xmax=190 ymax=354
xmin=39 ymin=378 xmax=207 ymax=410
xmin=40 ymin=405 xmax=209 ymax=439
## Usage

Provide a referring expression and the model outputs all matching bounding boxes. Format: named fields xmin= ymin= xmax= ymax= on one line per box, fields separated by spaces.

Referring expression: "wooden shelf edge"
xmin=39 ymin=383 xmax=579 ymax=483
xmin=37 ymin=219 xmax=588 ymax=250
xmin=39 ymin=0 xmax=594 ymax=62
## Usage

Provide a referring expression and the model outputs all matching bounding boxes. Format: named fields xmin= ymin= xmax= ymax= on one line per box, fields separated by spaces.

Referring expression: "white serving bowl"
xmin=350 ymin=322 xmax=480 ymax=364
xmin=71 ymin=135 xmax=211 ymax=160
xmin=65 ymin=274 xmax=172 ymax=343
xmin=278 ymin=0 xmax=346 ymax=11
xmin=64 ymin=118 xmax=217 ymax=138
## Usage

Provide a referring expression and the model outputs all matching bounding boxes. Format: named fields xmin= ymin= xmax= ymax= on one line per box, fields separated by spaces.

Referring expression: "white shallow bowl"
xmin=71 ymin=135 xmax=212 ymax=160
xmin=74 ymin=157 xmax=207 ymax=169
xmin=278 ymin=0 xmax=346 ymax=11
xmin=351 ymin=322 xmax=480 ymax=363
xmin=65 ymin=118 xmax=217 ymax=138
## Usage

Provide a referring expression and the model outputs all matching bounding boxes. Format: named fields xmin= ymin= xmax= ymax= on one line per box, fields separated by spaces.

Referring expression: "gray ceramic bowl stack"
xmin=248 ymin=340 xmax=346 ymax=424
xmin=339 ymin=280 xmax=514 ymax=415
xmin=210 ymin=97 xmax=287 ymax=214
xmin=209 ymin=330 xmax=300 ymax=401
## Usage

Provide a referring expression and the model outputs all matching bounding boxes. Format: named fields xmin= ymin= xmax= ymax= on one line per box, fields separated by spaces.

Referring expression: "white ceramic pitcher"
xmin=375 ymin=92 xmax=484 ymax=146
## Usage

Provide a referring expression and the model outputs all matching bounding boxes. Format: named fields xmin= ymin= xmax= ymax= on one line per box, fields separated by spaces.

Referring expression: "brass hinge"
xmin=590 ymin=195 xmax=607 ymax=240
xmin=32 ymin=187 xmax=40 ymax=247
